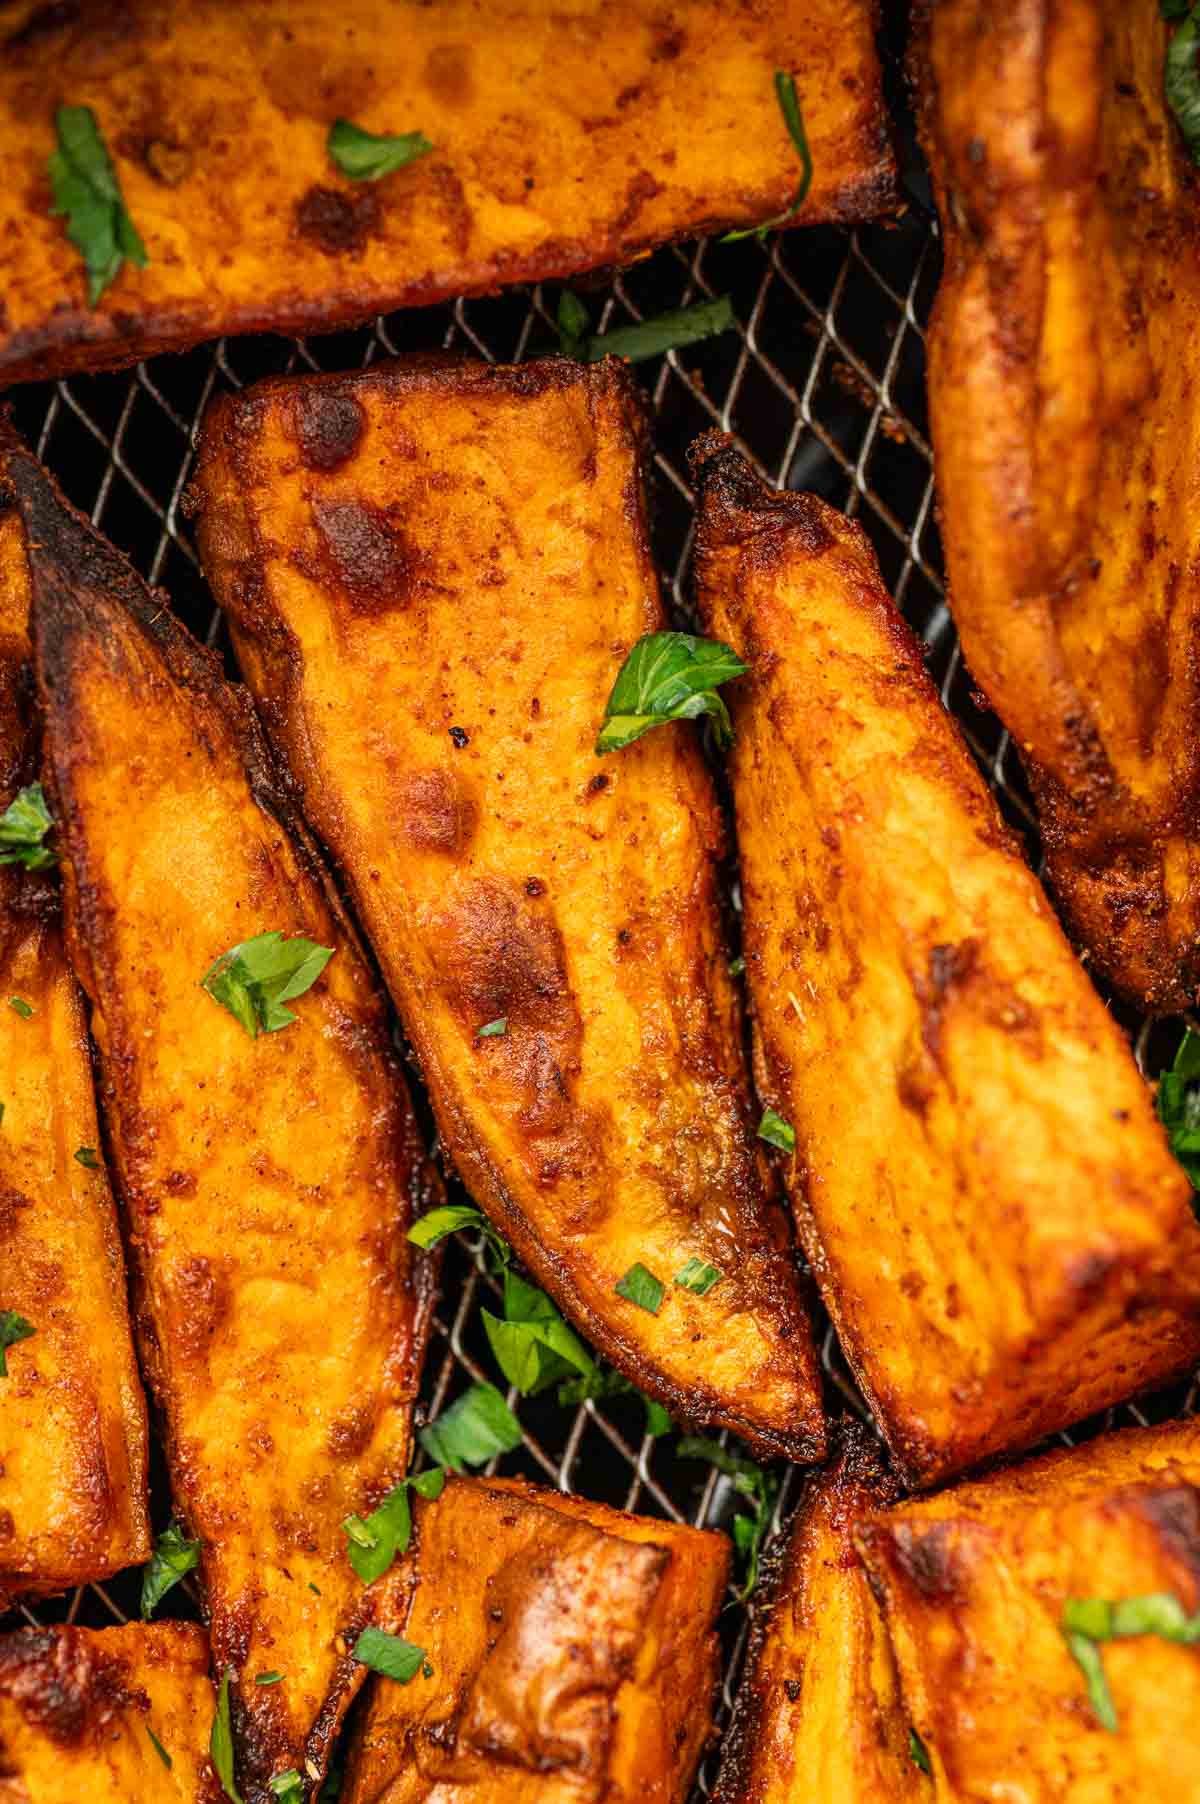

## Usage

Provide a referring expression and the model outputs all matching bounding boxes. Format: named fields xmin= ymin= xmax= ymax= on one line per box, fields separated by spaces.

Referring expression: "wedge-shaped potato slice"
xmin=856 ymin=1417 xmax=1200 ymax=1799
xmin=10 ymin=439 xmax=434 ymax=1804
xmin=0 ymin=0 xmax=897 ymax=384
xmin=191 ymin=357 xmax=824 ymax=1462
xmin=912 ymin=0 xmax=1200 ymax=1009
xmin=715 ymin=1422 xmax=929 ymax=1804
xmin=343 ymin=1473 xmax=729 ymax=1804
xmin=0 ymin=1621 xmax=218 ymax=1801
xmin=690 ymin=436 xmax=1200 ymax=1487
xmin=0 ymin=455 xmax=149 ymax=1603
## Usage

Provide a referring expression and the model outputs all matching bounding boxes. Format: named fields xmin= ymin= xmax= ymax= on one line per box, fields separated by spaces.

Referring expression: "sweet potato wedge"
xmin=856 ymin=1417 xmax=1200 ymax=1798
xmin=0 ymin=0 xmax=896 ymax=384
xmin=0 ymin=1621 xmax=219 ymax=1801
xmin=912 ymin=0 xmax=1200 ymax=1009
xmin=9 ymin=437 xmax=434 ymax=1804
xmin=690 ymin=436 xmax=1200 ymax=1487
xmin=715 ymin=1422 xmax=929 ymax=1804
xmin=0 ymin=451 xmax=149 ymax=1603
xmin=343 ymin=1473 xmax=729 ymax=1804
xmin=191 ymin=356 xmax=825 ymax=1463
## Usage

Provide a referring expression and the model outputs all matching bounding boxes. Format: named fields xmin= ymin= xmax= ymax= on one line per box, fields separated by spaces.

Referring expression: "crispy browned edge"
xmin=3 ymin=420 xmax=441 ymax=1791
xmin=190 ymin=355 xmax=826 ymax=1467
xmin=712 ymin=1420 xmax=900 ymax=1804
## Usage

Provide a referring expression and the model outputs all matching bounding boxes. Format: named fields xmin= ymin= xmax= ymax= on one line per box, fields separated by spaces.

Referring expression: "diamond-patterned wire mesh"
xmin=3 ymin=144 xmax=1196 ymax=1799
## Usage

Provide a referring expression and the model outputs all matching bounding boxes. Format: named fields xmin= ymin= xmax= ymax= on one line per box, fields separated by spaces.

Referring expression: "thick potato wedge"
xmin=0 ymin=0 xmax=896 ymax=384
xmin=191 ymin=356 xmax=825 ymax=1462
xmin=343 ymin=1473 xmax=729 ymax=1804
xmin=913 ymin=0 xmax=1200 ymax=1009
xmin=856 ymin=1417 xmax=1200 ymax=1799
xmin=715 ymin=1422 xmax=929 ymax=1804
xmin=9 ymin=439 xmax=434 ymax=1804
xmin=0 ymin=454 xmax=149 ymax=1603
xmin=0 ymin=1621 xmax=219 ymax=1802
xmin=690 ymin=436 xmax=1200 ymax=1487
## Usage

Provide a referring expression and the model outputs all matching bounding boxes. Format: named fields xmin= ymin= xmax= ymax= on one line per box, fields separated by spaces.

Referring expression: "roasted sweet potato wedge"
xmin=0 ymin=451 xmax=149 ymax=1603
xmin=9 ymin=438 xmax=434 ymax=1804
xmin=691 ymin=437 xmax=1200 ymax=1487
xmin=0 ymin=1621 xmax=219 ymax=1801
xmin=856 ymin=1417 xmax=1200 ymax=1798
xmin=191 ymin=356 xmax=825 ymax=1462
xmin=715 ymin=1422 xmax=929 ymax=1804
xmin=913 ymin=0 xmax=1200 ymax=1009
xmin=0 ymin=0 xmax=897 ymax=384
xmin=343 ymin=1473 xmax=729 ymax=1804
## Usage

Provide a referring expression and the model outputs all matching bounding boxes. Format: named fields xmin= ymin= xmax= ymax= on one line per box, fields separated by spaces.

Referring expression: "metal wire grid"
xmin=4 ymin=177 xmax=1195 ymax=1795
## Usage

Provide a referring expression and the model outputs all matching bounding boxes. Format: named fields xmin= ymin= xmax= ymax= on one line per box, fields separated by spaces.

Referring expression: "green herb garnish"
xmin=327 ymin=119 xmax=433 ymax=181
xmin=556 ymin=291 xmax=735 ymax=365
xmin=254 ymin=1672 xmax=285 ymax=1686
xmin=418 ymin=1380 xmax=523 ymax=1472
xmin=723 ymin=71 xmax=813 ymax=242
xmin=555 ymin=1363 xmax=672 ymax=1436
xmin=342 ymin=1466 xmax=446 ymax=1585
xmin=728 ymin=954 xmax=746 ymax=977
xmin=141 ymin=1519 xmax=200 ymax=1619
xmin=210 ymin=1669 xmax=242 ymax=1804
xmin=1062 ymin=1593 xmax=1200 ymax=1732
xmin=269 ymin=1774 xmax=305 ymax=1804
xmin=201 ymin=931 xmax=334 ymax=1038
xmin=614 ymin=1262 xmax=665 ymax=1315
xmin=7 ymin=998 xmax=32 ymax=1019
xmin=0 ymin=1312 xmax=34 ymax=1378
xmin=146 ymin=1725 xmax=172 ymax=1770
xmin=406 ymin=1202 xmax=512 ymax=1271
xmin=0 ymin=784 xmax=56 ymax=872
xmin=351 ymin=1627 xmax=427 ymax=1684
xmin=1157 ymin=1027 xmax=1200 ymax=1187
xmin=596 ymin=631 xmax=748 ymax=756
xmin=673 ymin=1257 xmax=723 ymax=1296
xmin=1167 ymin=7 xmax=1200 ymax=166
xmin=49 ymin=106 xmax=148 ymax=306
xmin=757 ymin=1108 xmax=795 ymax=1155
xmin=74 ymin=1145 xmax=100 ymax=1169
xmin=483 ymin=1267 xmax=597 ymax=1395
xmin=678 ymin=1436 xmax=779 ymax=1600
xmin=476 ymin=1017 xmax=508 ymax=1039
xmin=908 ymin=1727 xmax=932 ymax=1773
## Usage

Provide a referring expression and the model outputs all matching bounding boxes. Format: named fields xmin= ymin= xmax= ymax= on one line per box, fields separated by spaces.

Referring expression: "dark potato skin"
xmin=0 ymin=0 xmax=896 ymax=385
xmin=9 ymin=437 xmax=435 ymax=1804
xmin=343 ymin=1474 xmax=730 ymax=1804
xmin=0 ymin=448 xmax=150 ymax=1604
xmin=913 ymin=0 xmax=1200 ymax=1010
xmin=0 ymin=1622 xmax=221 ymax=1802
xmin=856 ymin=1418 xmax=1200 ymax=1798
xmin=191 ymin=356 xmax=825 ymax=1463
xmin=691 ymin=436 xmax=1200 ymax=1488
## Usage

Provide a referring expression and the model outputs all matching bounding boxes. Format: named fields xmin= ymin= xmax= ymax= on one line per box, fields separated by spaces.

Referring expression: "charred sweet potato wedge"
xmin=191 ymin=356 xmax=825 ymax=1462
xmin=0 ymin=1621 xmax=219 ymax=1801
xmin=913 ymin=0 xmax=1200 ymax=1009
xmin=715 ymin=1423 xmax=929 ymax=1804
xmin=0 ymin=0 xmax=896 ymax=384
xmin=343 ymin=1474 xmax=729 ymax=1804
xmin=691 ymin=436 xmax=1200 ymax=1488
xmin=9 ymin=437 xmax=434 ymax=1804
xmin=0 ymin=451 xmax=149 ymax=1603
xmin=857 ymin=1417 xmax=1200 ymax=1797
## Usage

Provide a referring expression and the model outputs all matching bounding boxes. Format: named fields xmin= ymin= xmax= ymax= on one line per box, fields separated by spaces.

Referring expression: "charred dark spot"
xmin=0 ymin=1630 xmax=142 ymax=1746
xmin=449 ymin=726 xmax=470 ymax=749
xmin=889 ymin=1521 xmax=964 ymax=1604
xmin=0 ymin=1185 xmax=31 ymax=1239
xmin=783 ymin=1678 xmax=802 ymax=1702
xmin=585 ymin=773 xmax=609 ymax=796
xmin=162 ymin=1170 xmax=197 ymax=1196
xmin=170 ymin=1257 xmax=230 ymax=1358
xmin=397 ymin=767 xmax=478 ymax=858
xmin=294 ymin=185 xmax=380 ymax=257
xmin=650 ymin=24 xmax=684 ymax=59
xmin=915 ymin=939 xmax=980 ymax=1064
xmin=293 ymin=390 xmax=365 ymax=473
xmin=524 ymin=877 xmax=545 ymax=898
xmin=309 ymin=499 xmax=420 ymax=613
xmin=327 ymin=1404 xmax=375 ymax=1460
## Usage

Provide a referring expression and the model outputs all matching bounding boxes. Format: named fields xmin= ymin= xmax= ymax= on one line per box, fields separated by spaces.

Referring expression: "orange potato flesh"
xmin=191 ymin=355 xmax=825 ymax=1463
xmin=0 ymin=0 xmax=896 ymax=384
xmin=9 ymin=437 xmax=433 ymax=1804
xmin=691 ymin=436 xmax=1200 ymax=1487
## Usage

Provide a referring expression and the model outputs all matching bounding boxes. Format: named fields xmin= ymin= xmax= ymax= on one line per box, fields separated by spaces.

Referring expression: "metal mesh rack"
xmin=3 ymin=31 xmax=1196 ymax=1797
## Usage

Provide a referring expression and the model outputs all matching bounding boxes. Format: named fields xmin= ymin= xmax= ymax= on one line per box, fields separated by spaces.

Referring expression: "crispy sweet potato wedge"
xmin=0 ymin=1621 xmax=219 ymax=1802
xmin=0 ymin=454 xmax=149 ymax=1603
xmin=913 ymin=0 xmax=1200 ymax=1009
xmin=0 ymin=0 xmax=896 ymax=384
xmin=691 ymin=437 xmax=1200 ymax=1487
xmin=856 ymin=1417 xmax=1200 ymax=1798
xmin=343 ymin=1473 xmax=729 ymax=1804
xmin=715 ymin=1422 xmax=929 ymax=1804
xmin=9 ymin=438 xmax=434 ymax=1804
xmin=191 ymin=356 xmax=825 ymax=1462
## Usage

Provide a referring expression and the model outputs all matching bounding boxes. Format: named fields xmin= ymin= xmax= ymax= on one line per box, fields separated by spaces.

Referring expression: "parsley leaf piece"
xmin=1061 ymin=1592 xmax=1200 ymax=1731
xmin=146 ymin=1725 xmax=173 ymax=1770
xmin=596 ymin=630 xmax=748 ymax=756
xmin=614 ymin=1262 xmax=665 ymax=1314
xmin=723 ymin=71 xmax=813 ymax=242
xmin=674 ymin=1256 xmax=723 ymax=1296
xmin=1157 ymin=1027 xmax=1200 ymax=1187
xmin=269 ymin=1773 xmax=305 ymax=1804
xmin=1166 ymin=8 xmax=1200 ymax=166
xmin=352 ymin=1627 xmax=427 ymax=1684
xmin=0 ymin=783 xmax=57 ymax=872
xmin=201 ymin=931 xmax=334 ymax=1038
xmin=483 ymin=1268 xmax=597 ymax=1395
xmin=643 ymin=1396 xmax=673 ymax=1437
xmin=0 ymin=1312 xmax=34 ymax=1378
xmin=210 ymin=1669 xmax=242 ymax=1804
xmin=678 ymin=1435 xmax=779 ymax=1600
xmin=328 ymin=119 xmax=433 ymax=181
xmin=556 ymin=292 xmax=735 ymax=366
xmin=74 ymin=1145 xmax=101 ymax=1169
xmin=342 ymin=1465 xmax=446 ymax=1584
xmin=140 ymin=1519 xmax=200 ymax=1620
xmin=728 ymin=954 xmax=746 ymax=977
xmin=476 ymin=1016 xmax=508 ymax=1038
xmin=554 ymin=1363 xmax=670 ymax=1436
xmin=418 ymin=1380 xmax=522 ymax=1472
xmin=556 ymin=289 xmax=591 ymax=360
xmin=758 ymin=1107 xmax=795 ymax=1155
xmin=908 ymin=1727 xmax=932 ymax=1774
xmin=48 ymin=106 xmax=148 ymax=306
xmin=255 ymin=1671 xmax=285 ymax=1686
xmin=406 ymin=1202 xmax=512 ymax=1271
xmin=7 ymin=998 xmax=32 ymax=1019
